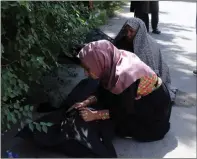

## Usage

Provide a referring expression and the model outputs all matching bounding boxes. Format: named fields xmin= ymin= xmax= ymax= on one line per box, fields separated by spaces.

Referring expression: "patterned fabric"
xmin=127 ymin=18 xmax=171 ymax=86
xmin=78 ymin=40 xmax=156 ymax=94
xmin=114 ymin=18 xmax=171 ymax=87
xmin=137 ymin=74 xmax=158 ymax=98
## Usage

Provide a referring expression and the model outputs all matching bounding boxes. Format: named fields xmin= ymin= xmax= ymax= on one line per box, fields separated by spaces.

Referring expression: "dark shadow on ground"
xmin=114 ymin=131 xmax=178 ymax=158
xmin=170 ymin=107 xmax=196 ymax=148
xmin=180 ymin=1 xmax=197 ymax=3
xmin=159 ymin=11 xmax=169 ymax=15
xmin=158 ymin=22 xmax=194 ymax=32
xmin=113 ymin=106 xmax=196 ymax=158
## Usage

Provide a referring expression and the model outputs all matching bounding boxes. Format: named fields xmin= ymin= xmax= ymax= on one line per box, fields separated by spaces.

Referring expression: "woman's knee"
xmin=133 ymin=121 xmax=170 ymax=142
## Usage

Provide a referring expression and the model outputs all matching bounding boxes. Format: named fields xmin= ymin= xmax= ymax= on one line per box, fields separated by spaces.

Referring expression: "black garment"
xmin=113 ymin=22 xmax=134 ymax=52
xmin=130 ymin=1 xmax=150 ymax=13
xmin=134 ymin=11 xmax=149 ymax=32
xmin=151 ymin=11 xmax=159 ymax=31
xmin=114 ymin=36 xmax=134 ymax=53
xmin=131 ymin=1 xmax=160 ymax=32
xmin=150 ymin=1 xmax=159 ymax=31
xmin=131 ymin=1 xmax=150 ymax=32
xmin=16 ymin=78 xmax=117 ymax=158
xmin=97 ymin=79 xmax=172 ymax=142
xmin=149 ymin=1 xmax=159 ymax=13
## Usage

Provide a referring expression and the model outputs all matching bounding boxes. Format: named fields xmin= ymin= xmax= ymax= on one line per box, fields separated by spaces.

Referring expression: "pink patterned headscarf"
xmin=78 ymin=40 xmax=156 ymax=94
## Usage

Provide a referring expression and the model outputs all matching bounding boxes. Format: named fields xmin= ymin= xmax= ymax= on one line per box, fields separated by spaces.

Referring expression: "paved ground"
xmin=1 ymin=1 xmax=196 ymax=158
xmin=100 ymin=1 xmax=196 ymax=158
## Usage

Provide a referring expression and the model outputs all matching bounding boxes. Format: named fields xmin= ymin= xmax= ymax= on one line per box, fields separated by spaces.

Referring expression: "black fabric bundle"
xmin=16 ymin=78 xmax=117 ymax=157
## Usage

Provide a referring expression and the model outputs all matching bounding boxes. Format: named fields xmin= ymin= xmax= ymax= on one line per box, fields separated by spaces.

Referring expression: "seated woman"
xmin=84 ymin=18 xmax=174 ymax=102
xmin=113 ymin=18 xmax=172 ymax=93
xmin=76 ymin=39 xmax=172 ymax=142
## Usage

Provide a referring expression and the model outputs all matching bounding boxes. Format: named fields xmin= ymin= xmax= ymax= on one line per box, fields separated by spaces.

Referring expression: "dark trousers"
xmin=135 ymin=11 xmax=149 ymax=32
xmin=135 ymin=11 xmax=159 ymax=32
xmin=151 ymin=11 xmax=159 ymax=31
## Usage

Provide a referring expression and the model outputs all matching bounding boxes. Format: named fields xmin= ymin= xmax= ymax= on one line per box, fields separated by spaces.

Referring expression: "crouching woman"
xmin=75 ymin=39 xmax=172 ymax=142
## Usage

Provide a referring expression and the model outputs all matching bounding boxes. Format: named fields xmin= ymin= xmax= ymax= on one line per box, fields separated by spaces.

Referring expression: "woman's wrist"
xmin=95 ymin=110 xmax=110 ymax=120
xmin=83 ymin=96 xmax=97 ymax=107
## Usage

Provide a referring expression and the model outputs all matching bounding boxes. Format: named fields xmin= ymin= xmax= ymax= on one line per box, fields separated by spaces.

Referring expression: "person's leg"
xmin=124 ymin=83 xmax=171 ymax=142
xmin=135 ymin=11 xmax=149 ymax=32
xmin=144 ymin=13 xmax=149 ymax=32
xmin=151 ymin=11 xmax=161 ymax=34
xmin=98 ymin=120 xmax=117 ymax=157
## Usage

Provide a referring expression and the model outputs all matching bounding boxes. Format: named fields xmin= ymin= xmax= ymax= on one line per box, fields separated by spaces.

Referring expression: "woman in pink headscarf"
xmin=16 ymin=40 xmax=172 ymax=157
xmin=75 ymin=39 xmax=172 ymax=142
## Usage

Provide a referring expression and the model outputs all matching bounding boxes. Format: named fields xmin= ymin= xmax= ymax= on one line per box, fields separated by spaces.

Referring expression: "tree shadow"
xmin=114 ymin=131 xmax=178 ymax=158
xmin=159 ymin=11 xmax=169 ymax=15
xmin=180 ymin=1 xmax=197 ymax=3
xmin=169 ymin=107 xmax=196 ymax=153
xmin=158 ymin=22 xmax=195 ymax=32
xmin=113 ymin=106 xmax=196 ymax=158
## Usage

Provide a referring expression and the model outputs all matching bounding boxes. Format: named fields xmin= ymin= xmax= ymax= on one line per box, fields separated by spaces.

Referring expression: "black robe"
xmin=16 ymin=78 xmax=117 ymax=158
xmin=97 ymin=79 xmax=172 ymax=142
xmin=130 ymin=1 xmax=159 ymax=13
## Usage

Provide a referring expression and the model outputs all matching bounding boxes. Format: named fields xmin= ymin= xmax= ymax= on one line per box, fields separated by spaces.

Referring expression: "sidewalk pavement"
xmin=100 ymin=1 xmax=196 ymax=158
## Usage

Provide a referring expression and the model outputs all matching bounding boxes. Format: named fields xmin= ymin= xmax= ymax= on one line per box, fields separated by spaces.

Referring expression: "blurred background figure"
xmin=130 ymin=1 xmax=161 ymax=34
xmin=193 ymin=10 xmax=197 ymax=75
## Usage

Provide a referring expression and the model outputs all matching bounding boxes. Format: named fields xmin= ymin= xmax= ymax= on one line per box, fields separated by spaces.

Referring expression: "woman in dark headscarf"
xmin=113 ymin=18 xmax=173 ymax=100
xmin=76 ymin=39 xmax=172 ymax=142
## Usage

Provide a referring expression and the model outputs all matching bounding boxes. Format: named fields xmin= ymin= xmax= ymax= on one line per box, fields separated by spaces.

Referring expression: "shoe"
xmin=152 ymin=29 xmax=161 ymax=34
xmin=193 ymin=70 xmax=197 ymax=75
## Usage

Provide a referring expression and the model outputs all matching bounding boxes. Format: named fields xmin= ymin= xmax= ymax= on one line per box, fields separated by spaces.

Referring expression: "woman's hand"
xmin=73 ymin=102 xmax=86 ymax=109
xmin=78 ymin=107 xmax=98 ymax=122
xmin=74 ymin=96 xmax=97 ymax=110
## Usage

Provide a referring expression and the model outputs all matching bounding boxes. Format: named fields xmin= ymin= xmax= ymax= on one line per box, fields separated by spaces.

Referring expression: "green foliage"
xmin=1 ymin=1 xmax=123 ymax=132
xmin=93 ymin=1 xmax=125 ymax=17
